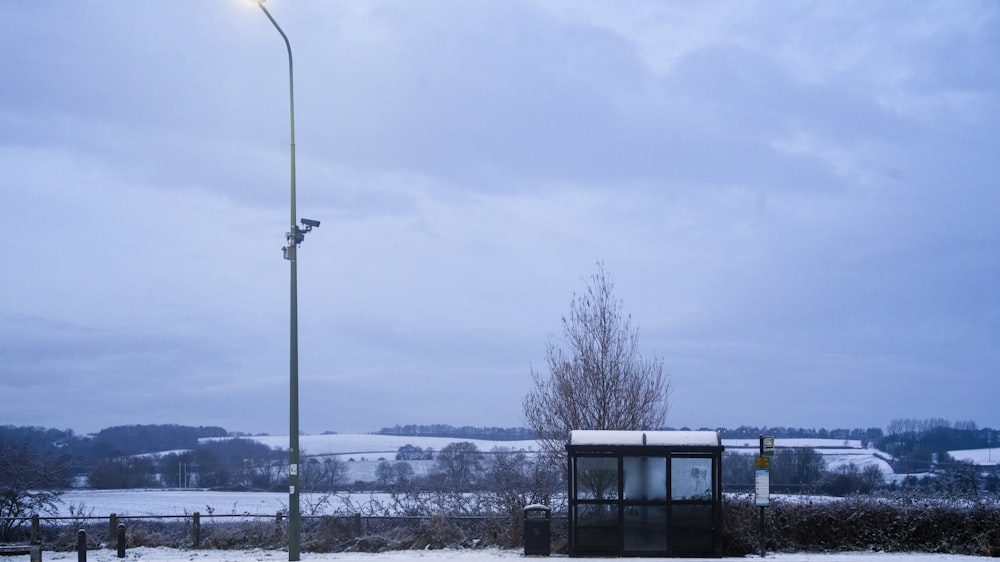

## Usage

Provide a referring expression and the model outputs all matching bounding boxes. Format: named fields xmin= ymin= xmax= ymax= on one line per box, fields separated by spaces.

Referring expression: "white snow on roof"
xmin=570 ymin=430 xmax=720 ymax=447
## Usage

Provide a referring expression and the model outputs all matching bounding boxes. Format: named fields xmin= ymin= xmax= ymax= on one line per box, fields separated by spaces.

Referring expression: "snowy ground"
xmin=57 ymin=489 xmax=298 ymax=517
xmin=38 ymin=546 xmax=991 ymax=562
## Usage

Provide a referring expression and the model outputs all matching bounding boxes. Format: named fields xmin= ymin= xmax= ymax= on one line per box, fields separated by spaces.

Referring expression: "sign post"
xmin=757 ymin=436 xmax=774 ymax=558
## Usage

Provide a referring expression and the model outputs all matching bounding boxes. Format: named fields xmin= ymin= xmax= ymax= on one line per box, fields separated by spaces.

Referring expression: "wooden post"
xmin=192 ymin=512 xmax=201 ymax=547
xmin=30 ymin=514 xmax=39 ymax=544
xmin=108 ymin=514 xmax=117 ymax=547
xmin=77 ymin=529 xmax=87 ymax=562
xmin=116 ymin=523 xmax=126 ymax=558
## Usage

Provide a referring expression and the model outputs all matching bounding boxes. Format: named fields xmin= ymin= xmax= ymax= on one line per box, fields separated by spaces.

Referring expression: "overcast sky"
xmin=2 ymin=1 xmax=998 ymax=437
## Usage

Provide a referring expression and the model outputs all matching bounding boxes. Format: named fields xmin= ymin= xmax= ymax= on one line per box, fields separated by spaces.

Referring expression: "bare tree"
xmin=483 ymin=446 xmax=562 ymax=516
xmin=301 ymin=456 xmax=346 ymax=492
xmin=523 ymin=262 xmax=671 ymax=459
xmin=0 ymin=444 xmax=65 ymax=540
xmin=432 ymin=442 xmax=484 ymax=490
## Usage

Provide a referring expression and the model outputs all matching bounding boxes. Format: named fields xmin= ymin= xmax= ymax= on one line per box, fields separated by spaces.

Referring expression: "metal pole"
xmin=759 ymin=436 xmax=766 ymax=558
xmin=256 ymin=3 xmax=300 ymax=560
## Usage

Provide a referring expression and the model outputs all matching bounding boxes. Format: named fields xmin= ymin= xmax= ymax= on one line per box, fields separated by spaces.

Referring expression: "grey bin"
xmin=523 ymin=504 xmax=551 ymax=556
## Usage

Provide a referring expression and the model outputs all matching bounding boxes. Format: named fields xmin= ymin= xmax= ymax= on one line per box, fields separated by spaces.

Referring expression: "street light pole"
xmin=254 ymin=2 xmax=303 ymax=560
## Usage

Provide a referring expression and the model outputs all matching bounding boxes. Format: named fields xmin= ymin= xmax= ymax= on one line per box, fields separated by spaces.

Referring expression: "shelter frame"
xmin=566 ymin=430 xmax=724 ymax=557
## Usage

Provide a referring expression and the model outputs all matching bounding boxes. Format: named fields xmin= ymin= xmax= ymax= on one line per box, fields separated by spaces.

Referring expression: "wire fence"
xmin=1 ymin=511 xmax=570 ymax=553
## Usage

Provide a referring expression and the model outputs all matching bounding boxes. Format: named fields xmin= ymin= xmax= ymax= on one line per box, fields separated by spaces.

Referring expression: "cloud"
xmin=1 ymin=0 xmax=998 ymax=435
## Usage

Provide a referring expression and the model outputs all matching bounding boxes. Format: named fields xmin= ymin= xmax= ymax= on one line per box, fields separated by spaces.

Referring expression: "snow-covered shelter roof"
xmin=569 ymin=430 xmax=721 ymax=447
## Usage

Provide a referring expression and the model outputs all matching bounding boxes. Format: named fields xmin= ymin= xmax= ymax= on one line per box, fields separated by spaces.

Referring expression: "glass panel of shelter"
xmin=573 ymin=456 xmax=621 ymax=553
xmin=572 ymin=452 xmax=718 ymax=556
xmin=670 ymin=456 xmax=713 ymax=500
xmin=575 ymin=456 xmax=620 ymax=500
xmin=669 ymin=454 xmax=717 ymax=556
xmin=622 ymin=456 xmax=668 ymax=552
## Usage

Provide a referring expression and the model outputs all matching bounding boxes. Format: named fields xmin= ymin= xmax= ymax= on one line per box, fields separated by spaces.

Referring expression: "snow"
xmin=724 ymin=439 xmax=864 ymax=449
xmin=948 ymin=448 xmax=1000 ymax=466
xmin=57 ymin=489 xmax=297 ymax=517
xmin=211 ymin=435 xmax=542 ymax=458
xmin=34 ymin=436 xmax=996 ymax=561
xmin=569 ymin=430 xmax=720 ymax=447
xmin=37 ymin=546 xmax=990 ymax=562
xmin=723 ymin=439 xmax=896 ymax=478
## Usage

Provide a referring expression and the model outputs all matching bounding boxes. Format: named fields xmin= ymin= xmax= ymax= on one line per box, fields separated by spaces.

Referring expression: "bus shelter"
xmin=566 ymin=430 xmax=724 ymax=557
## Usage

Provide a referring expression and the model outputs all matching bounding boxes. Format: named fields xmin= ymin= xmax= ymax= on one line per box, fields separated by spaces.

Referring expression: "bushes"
xmin=724 ymin=494 xmax=1000 ymax=557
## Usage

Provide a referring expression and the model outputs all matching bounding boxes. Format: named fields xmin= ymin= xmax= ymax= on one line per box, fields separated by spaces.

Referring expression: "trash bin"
xmin=523 ymin=504 xmax=551 ymax=556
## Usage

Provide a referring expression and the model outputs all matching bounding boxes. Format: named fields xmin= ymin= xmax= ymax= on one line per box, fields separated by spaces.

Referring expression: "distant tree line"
xmin=90 ymin=424 xmax=227 ymax=456
xmin=878 ymin=418 xmax=999 ymax=475
xmin=717 ymin=426 xmax=885 ymax=446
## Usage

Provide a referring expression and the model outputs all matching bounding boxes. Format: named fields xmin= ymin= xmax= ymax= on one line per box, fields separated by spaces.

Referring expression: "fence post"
xmin=353 ymin=513 xmax=361 ymax=537
xmin=192 ymin=511 xmax=201 ymax=547
xmin=30 ymin=514 xmax=40 ymax=544
xmin=77 ymin=529 xmax=87 ymax=562
xmin=109 ymin=514 xmax=117 ymax=547
xmin=117 ymin=523 xmax=126 ymax=558
xmin=276 ymin=511 xmax=283 ymax=528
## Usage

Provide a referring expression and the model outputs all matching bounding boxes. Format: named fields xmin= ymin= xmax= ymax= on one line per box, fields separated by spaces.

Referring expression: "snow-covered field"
xmin=213 ymin=434 xmax=542 ymax=459
xmin=60 ymin=434 xmax=995 ymax=519
xmin=42 ymin=435 xmax=997 ymax=561
xmin=228 ymin=434 xmax=899 ymax=476
xmin=212 ymin=434 xmax=999 ymax=473
xmin=723 ymin=438 xmax=896 ymax=478
xmin=38 ymin=546 xmax=991 ymax=562
xmin=57 ymin=489 xmax=299 ymax=517
xmin=192 ymin=433 xmax=935 ymax=486
xmin=207 ymin=434 xmax=541 ymax=484
xmin=948 ymin=448 xmax=1000 ymax=465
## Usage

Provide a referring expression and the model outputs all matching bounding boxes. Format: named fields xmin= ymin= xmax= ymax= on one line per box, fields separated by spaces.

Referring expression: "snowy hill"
xmin=947 ymin=448 xmax=1000 ymax=466
xmin=724 ymin=438 xmax=894 ymax=477
xmin=200 ymin=434 xmax=542 ymax=483
xmin=208 ymin=434 xmax=897 ymax=480
xmin=215 ymin=433 xmax=542 ymax=459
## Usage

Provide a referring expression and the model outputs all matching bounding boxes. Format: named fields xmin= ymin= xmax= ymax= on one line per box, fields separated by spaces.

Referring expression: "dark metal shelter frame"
xmin=566 ymin=430 xmax=724 ymax=557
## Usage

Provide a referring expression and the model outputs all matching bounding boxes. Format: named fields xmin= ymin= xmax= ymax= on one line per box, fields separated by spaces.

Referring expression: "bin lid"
xmin=524 ymin=504 xmax=550 ymax=512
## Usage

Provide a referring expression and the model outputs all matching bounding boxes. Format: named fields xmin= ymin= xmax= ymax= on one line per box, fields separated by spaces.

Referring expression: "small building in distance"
xmin=566 ymin=430 xmax=724 ymax=557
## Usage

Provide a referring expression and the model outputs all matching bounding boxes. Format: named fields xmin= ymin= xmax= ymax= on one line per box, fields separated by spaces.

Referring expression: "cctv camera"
xmin=300 ymin=218 xmax=321 ymax=228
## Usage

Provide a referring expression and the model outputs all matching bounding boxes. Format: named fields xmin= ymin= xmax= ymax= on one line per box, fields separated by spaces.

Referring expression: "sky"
xmin=1 ymin=1 xmax=998 ymax=437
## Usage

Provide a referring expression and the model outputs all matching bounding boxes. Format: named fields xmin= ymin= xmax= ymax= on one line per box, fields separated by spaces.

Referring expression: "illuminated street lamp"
xmin=252 ymin=1 xmax=315 ymax=560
